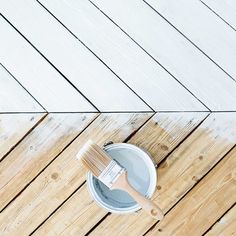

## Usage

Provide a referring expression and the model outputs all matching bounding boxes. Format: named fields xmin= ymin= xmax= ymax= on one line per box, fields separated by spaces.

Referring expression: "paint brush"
xmin=76 ymin=140 xmax=164 ymax=220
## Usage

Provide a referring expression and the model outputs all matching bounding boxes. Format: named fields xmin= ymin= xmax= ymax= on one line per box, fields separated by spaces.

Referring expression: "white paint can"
xmin=87 ymin=142 xmax=157 ymax=214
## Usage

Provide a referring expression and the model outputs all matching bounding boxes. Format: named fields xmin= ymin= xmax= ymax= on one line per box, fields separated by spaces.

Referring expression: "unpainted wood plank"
xmin=90 ymin=112 xmax=236 ymax=235
xmin=201 ymin=0 xmax=236 ymax=29
xmin=0 ymin=0 xmax=150 ymax=112
xmin=34 ymin=112 xmax=208 ymax=235
xmin=205 ymin=205 xmax=236 ymax=236
xmin=37 ymin=0 xmax=206 ymax=112
xmin=0 ymin=113 xmax=97 ymax=211
xmin=0 ymin=17 xmax=95 ymax=112
xmin=0 ymin=113 xmax=45 ymax=161
xmin=0 ymin=64 xmax=43 ymax=112
xmin=146 ymin=0 xmax=236 ymax=80
xmin=92 ymin=0 xmax=236 ymax=111
xmin=34 ymin=184 xmax=106 ymax=236
xmin=0 ymin=113 xmax=152 ymax=236
xmin=129 ymin=112 xmax=209 ymax=164
xmin=147 ymin=147 xmax=236 ymax=236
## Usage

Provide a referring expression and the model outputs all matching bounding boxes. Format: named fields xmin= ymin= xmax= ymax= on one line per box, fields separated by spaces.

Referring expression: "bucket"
xmin=87 ymin=142 xmax=157 ymax=214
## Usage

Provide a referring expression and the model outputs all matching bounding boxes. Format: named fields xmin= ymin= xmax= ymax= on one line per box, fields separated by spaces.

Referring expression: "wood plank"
xmin=146 ymin=0 xmax=236 ymax=80
xmin=147 ymin=147 xmax=236 ymax=236
xmin=34 ymin=112 xmax=208 ymax=235
xmin=0 ymin=0 xmax=150 ymax=112
xmin=0 ymin=17 xmax=95 ymax=112
xmin=0 ymin=113 xmax=152 ymax=235
xmin=201 ymin=0 xmax=236 ymax=30
xmin=92 ymin=0 xmax=236 ymax=111
xmin=128 ymin=112 xmax=209 ymax=164
xmin=0 ymin=113 xmax=45 ymax=161
xmin=37 ymin=0 xmax=206 ymax=112
xmin=0 ymin=64 xmax=43 ymax=112
xmin=0 ymin=113 xmax=97 ymax=211
xmin=34 ymin=184 xmax=106 ymax=236
xmin=205 ymin=205 xmax=236 ymax=236
xmin=90 ymin=112 xmax=236 ymax=235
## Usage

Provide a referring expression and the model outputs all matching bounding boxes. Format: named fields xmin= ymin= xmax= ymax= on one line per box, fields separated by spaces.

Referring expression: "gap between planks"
xmin=144 ymin=0 xmax=236 ymax=83
xmin=200 ymin=0 xmax=236 ymax=32
xmin=0 ymin=63 xmax=46 ymax=112
xmin=203 ymin=203 xmax=236 ymax=236
xmin=0 ymin=113 xmax=47 ymax=162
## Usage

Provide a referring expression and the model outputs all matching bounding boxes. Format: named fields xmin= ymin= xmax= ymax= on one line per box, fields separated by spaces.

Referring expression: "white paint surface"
xmin=37 ymin=0 xmax=206 ymax=111
xmin=147 ymin=0 xmax=236 ymax=79
xmin=201 ymin=113 xmax=236 ymax=143
xmin=0 ymin=17 xmax=95 ymax=112
xmin=0 ymin=0 xmax=150 ymax=112
xmin=153 ymin=112 xmax=208 ymax=134
xmin=0 ymin=64 xmax=43 ymax=112
xmin=201 ymin=0 xmax=236 ymax=29
xmin=0 ymin=113 xmax=45 ymax=160
xmin=92 ymin=0 xmax=236 ymax=111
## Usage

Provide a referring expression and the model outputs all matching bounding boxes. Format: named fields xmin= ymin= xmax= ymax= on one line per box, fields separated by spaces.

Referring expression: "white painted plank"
xmin=92 ymin=0 xmax=236 ymax=111
xmin=0 ymin=0 xmax=150 ymax=112
xmin=146 ymin=0 xmax=236 ymax=79
xmin=201 ymin=0 xmax=236 ymax=30
xmin=0 ymin=113 xmax=45 ymax=161
xmin=0 ymin=18 xmax=95 ymax=112
xmin=0 ymin=64 xmax=43 ymax=112
xmin=37 ymin=0 xmax=206 ymax=112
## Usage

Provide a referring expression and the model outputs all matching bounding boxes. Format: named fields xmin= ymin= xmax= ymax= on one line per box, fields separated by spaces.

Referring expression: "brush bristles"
xmin=76 ymin=140 xmax=112 ymax=177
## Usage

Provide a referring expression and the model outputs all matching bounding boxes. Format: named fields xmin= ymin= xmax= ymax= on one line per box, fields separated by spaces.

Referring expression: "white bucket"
xmin=87 ymin=142 xmax=157 ymax=214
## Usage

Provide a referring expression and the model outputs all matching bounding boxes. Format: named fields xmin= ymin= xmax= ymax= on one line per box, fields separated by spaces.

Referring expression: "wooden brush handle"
xmin=125 ymin=182 xmax=164 ymax=220
xmin=112 ymin=172 xmax=164 ymax=220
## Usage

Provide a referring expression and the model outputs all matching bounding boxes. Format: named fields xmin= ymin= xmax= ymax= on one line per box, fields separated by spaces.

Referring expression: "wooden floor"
xmin=0 ymin=0 xmax=236 ymax=235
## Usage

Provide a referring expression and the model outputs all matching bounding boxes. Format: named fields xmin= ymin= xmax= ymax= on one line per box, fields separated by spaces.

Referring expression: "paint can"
xmin=87 ymin=142 xmax=157 ymax=214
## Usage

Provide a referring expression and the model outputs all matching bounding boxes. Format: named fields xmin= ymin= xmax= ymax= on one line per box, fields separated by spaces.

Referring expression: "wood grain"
xmin=146 ymin=0 xmax=236 ymax=79
xmin=201 ymin=0 xmax=236 ymax=30
xmin=0 ymin=64 xmax=43 ymax=112
xmin=90 ymin=112 xmax=236 ymax=235
xmin=0 ymin=114 xmax=46 ymax=161
xmin=34 ymin=112 xmax=208 ymax=235
xmin=37 ymin=0 xmax=206 ymax=112
xmin=205 ymin=205 xmax=236 ymax=236
xmin=34 ymin=184 xmax=107 ymax=236
xmin=0 ymin=113 xmax=152 ymax=235
xmin=92 ymin=0 xmax=236 ymax=111
xmin=0 ymin=16 xmax=95 ymax=112
xmin=129 ymin=112 xmax=209 ymax=164
xmin=0 ymin=0 xmax=150 ymax=112
xmin=147 ymin=147 xmax=236 ymax=236
xmin=0 ymin=113 xmax=97 ymax=211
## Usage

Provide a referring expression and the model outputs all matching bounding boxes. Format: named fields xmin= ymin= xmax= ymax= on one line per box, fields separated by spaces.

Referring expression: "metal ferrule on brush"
xmin=98 ymin=160 xmax=125 ymax=188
